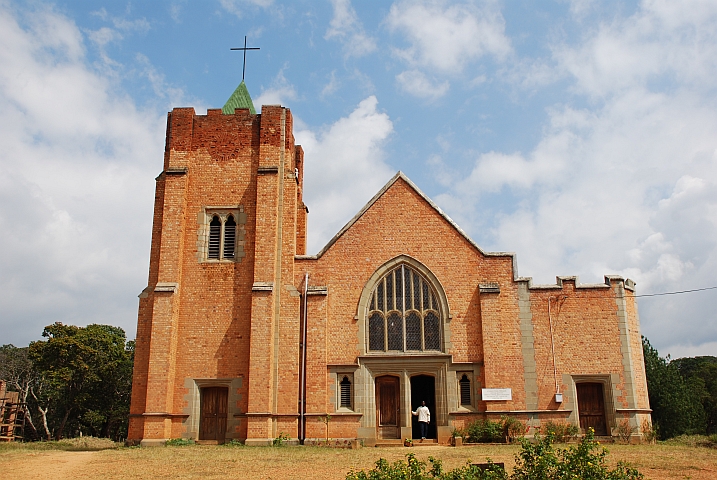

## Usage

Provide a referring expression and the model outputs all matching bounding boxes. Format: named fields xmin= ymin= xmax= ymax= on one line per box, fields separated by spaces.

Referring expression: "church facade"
xmin=128 ymin=84 xmax=651 ymax=446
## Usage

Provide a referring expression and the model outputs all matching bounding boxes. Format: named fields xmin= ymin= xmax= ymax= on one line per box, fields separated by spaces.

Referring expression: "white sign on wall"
xmin=482 ymin=388 xmax=512 ymax=401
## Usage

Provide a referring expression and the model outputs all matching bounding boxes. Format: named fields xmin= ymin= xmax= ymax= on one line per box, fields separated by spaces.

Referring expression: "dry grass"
xmin=0 ymin=441 xmax=716 ymax=479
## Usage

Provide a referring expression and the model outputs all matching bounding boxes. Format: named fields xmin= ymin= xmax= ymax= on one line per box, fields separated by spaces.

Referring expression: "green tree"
xmin=28 ymin=323 xmax=134 ymax=440
xmin=642 ymin=336 xmax=706 ymax=439
xmin=672 ymin=356 xmax=717 ymax=434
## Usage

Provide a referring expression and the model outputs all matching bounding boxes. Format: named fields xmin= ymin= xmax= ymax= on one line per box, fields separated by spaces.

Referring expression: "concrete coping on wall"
xmin=307 ymin=285 xmax=328 ymax=295
xmin=520 ymin=275 xmax=636 ymax=292
xmin=154 ymin=282 xmax=178 ymax=293
xmin=257 ymin=165 xmax=279 ymax=174
xmin=252 ymin=282 xmax=273 ymax=292
xmin=166 ymin=167 xmax=188 ymax=174
xmin=479 ymin=283 xmax=500 ymax=294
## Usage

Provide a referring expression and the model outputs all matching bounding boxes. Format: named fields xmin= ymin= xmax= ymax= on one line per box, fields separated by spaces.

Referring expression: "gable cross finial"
xmin=230 ymin=36 xmax=260 ymax=82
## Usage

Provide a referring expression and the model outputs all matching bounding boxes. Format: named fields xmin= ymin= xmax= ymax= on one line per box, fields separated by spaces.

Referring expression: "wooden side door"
xmin=376 ymin=376 xmax=400 ymax=439
xmin=199 ymin=387 xmax=228 ymax=442
xmin=577 ymin=383 xmax=608 ymax=436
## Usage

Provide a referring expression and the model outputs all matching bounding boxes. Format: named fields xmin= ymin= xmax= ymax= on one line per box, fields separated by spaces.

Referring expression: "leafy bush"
xmin=165 ymin=438 xmax=195 ymax=446
xmin=457 ymin=417 xmax=525 ymax=443
xmin=512 ymin=428 xmax=643 ymax=480
xmin=346 ymin=453 xmax=507 ymax=480
xmin=502 ymin=416 xmax=526 ymax=443
xmin=222 ymin=439 xmax=245 ymax=447
xmin=641 ymin=419 xmax=658 ymax=444
xmin=272 ymin=432 xmax=289 ymax=447
xmin=541 ymin=421 xmax=578 ymax=443
xmin=347 ymin=429 xmax=644 ymax=479
xmin=615 ymin=419 xmax=637 ymax=444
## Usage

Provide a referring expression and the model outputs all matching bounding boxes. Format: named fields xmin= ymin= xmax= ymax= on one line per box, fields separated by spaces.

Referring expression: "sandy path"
xmin=0 ymin=451 xmax=97 ymax=479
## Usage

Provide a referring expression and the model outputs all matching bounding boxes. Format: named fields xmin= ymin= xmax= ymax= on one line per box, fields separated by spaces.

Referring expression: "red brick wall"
xmin=130 ymin=103 xmax=650 ymax=444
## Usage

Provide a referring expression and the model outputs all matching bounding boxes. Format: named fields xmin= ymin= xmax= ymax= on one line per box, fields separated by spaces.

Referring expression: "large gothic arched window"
xmin=367 ymin=264 xmax=442 ymax=352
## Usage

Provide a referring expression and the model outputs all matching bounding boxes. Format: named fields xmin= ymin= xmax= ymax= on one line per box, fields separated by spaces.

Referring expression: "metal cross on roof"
xmin=230 ymin=36 xmax=260 ymax=82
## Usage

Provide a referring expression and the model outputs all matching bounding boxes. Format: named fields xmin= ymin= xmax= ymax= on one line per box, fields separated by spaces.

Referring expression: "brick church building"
xmin=128 ymin=82 xmax=651 ymax=446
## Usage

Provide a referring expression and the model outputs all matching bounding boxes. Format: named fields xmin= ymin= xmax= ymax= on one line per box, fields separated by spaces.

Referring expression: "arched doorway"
xmin=410 ymin=375 xmax=436 ymax=439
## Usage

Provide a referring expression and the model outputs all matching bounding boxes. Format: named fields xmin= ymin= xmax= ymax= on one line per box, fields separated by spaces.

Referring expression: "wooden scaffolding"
xmin=0 ymin=380 xmax=26 ymax=442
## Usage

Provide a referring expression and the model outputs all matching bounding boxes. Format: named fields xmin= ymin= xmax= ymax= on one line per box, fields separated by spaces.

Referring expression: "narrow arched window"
xmin=340 ymin=376 xmax=352 ymax=408
xmin=459 ymin=374 xmax=471 ymax=406
xmin=208 ymin=216 xmax=221 ymax=259
xmin=367 ymin=264 xmax=442 ymax=353
xmin=223 ymin=215 xmax=236 ymax=259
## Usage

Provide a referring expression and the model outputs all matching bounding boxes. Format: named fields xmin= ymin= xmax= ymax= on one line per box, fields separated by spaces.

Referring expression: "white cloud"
xmin=253 ymin=67 xmax=298 ymax=109
xmin=325 ymin=0 xmax=376 ymax=58
xmin=218 ymin=0 xmax=273 ymax=18
xmin=321 ymin=70 xmax=340 ymax=97
xmin=554 ymin=0 xmax=717 ymax=97
xmin=663 ymin=341 xmax=717 ymax=359
xmin=434 ymin=0 xmax=717 ymax=350
xmin=386 ymin=0 xmax=511 ymax=72
xmin=0 ymin=4 xmax=167 ymax=344
xmin=395 ymin=70 xmax=449 ymax=99
xmin=296 ymin=96 xmax=394 ymax=253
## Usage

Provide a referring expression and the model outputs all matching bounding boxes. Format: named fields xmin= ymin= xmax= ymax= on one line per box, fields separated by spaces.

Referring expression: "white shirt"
xmin=413 ymin=405 xmax=430 ymax=423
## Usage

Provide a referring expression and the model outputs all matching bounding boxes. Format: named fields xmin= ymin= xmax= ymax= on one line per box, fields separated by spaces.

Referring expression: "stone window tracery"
xmin=367 ymin=264 xmax=442 ymax=353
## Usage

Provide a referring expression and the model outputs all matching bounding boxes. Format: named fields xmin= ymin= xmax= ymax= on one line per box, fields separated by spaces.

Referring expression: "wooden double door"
xmin=199 ymin=387 xmax=228 ymax=442
xmin=376 ymin=376 xmax=400 ymax=439
xmin=577 ymin=383 xmax=608 ymax=436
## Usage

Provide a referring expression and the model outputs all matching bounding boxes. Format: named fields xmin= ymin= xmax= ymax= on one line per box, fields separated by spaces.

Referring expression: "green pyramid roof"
xmin=222 ymin=81 xmax=256 ymax=115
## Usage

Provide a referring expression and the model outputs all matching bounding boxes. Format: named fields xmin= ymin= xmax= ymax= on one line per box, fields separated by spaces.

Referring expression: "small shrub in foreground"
xmin=347 ymin=429 xmax=643 ymax=480
xmin=346 ymin=453 xmax=506 ymax=480
xmin=615 ymin=419 xmax=638 ymax=444
xmin=272 ymin=432 xmax=289 ymax=447
xmin=512 ymin=428 xmax=643 ymax=480
xmin=165 ymin=438 xmax=195 ymax=446
xmin=541 ymin=421 xmax=578 ymax=443
xmin=457 ymin=416 xmax=525 ymax=443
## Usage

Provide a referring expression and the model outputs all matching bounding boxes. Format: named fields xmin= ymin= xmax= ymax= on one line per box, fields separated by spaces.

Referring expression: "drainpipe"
xmin=299 ymin=272 xmax=309 ymax=443
xmin=548 ymin=296 xmax=566 ymax=403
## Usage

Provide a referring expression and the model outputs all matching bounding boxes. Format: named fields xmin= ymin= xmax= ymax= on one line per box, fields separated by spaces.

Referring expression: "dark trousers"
xmin=419 ymin=421 xmax=428 ymax=438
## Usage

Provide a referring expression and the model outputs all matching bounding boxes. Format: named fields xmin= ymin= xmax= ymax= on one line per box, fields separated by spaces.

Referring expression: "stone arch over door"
xmin=356 ymin=255 xmax=452 ymax=355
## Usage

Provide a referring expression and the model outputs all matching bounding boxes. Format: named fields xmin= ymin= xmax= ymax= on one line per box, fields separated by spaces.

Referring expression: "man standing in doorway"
xmin=412 ymin=401 xmax=430 ymax=441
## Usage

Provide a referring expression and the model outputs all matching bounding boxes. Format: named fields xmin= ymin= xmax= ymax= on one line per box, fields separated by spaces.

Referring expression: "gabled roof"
xmin=303 ymin=171 xmax=513 ymax=260
xmin=222 ymin=81 xmax=256 ymax=115
xmin=296 ymin=171 xmax=635 ymax=290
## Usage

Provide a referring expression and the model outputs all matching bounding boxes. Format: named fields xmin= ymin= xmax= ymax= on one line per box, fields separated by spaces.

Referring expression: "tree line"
xmin=1 ymin=323 xmax=715 ymax=442
xmin=642 ymin=336 xmax=717 ymax=439
xmin=0 ymin=323 xmax=133 ymax=441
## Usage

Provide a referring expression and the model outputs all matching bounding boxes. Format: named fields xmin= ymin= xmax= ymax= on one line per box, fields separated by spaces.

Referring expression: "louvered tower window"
xmin=208 ymin=216 xmax=222 ymax=259
xmin=206 ymin=213 xmax=237 ymax=261
xmin=459 ymin=374 xmax=471 ymax=406
xmin=339 ymin=376 xmax=352 ymax=408
xmin=367 ymin=264 xmax=442 ymax=352
xmin=223 ymin=215 xmax=236 ymax=259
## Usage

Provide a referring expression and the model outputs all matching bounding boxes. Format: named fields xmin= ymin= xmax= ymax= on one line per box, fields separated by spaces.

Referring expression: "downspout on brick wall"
xmin=548 ymin=296 xmax=565 ymax=400
xmin=299 ymin=272 xmax=309 ymax=443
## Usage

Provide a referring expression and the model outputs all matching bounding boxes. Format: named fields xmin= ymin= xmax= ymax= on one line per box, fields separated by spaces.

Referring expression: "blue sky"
xmin=1 ymin=0 xmax=716 ymax=359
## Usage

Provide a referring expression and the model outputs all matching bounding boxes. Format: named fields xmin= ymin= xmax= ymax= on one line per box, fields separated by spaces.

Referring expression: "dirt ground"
xmin=0 ymin=443 xmax=715 ymax=479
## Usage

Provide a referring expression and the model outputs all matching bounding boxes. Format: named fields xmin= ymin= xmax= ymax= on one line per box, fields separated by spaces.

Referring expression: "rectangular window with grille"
xmin=459 ymin=374 xmax=471 ymax=406
xmin=339 ymin=375 xmax=352 ymax=409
